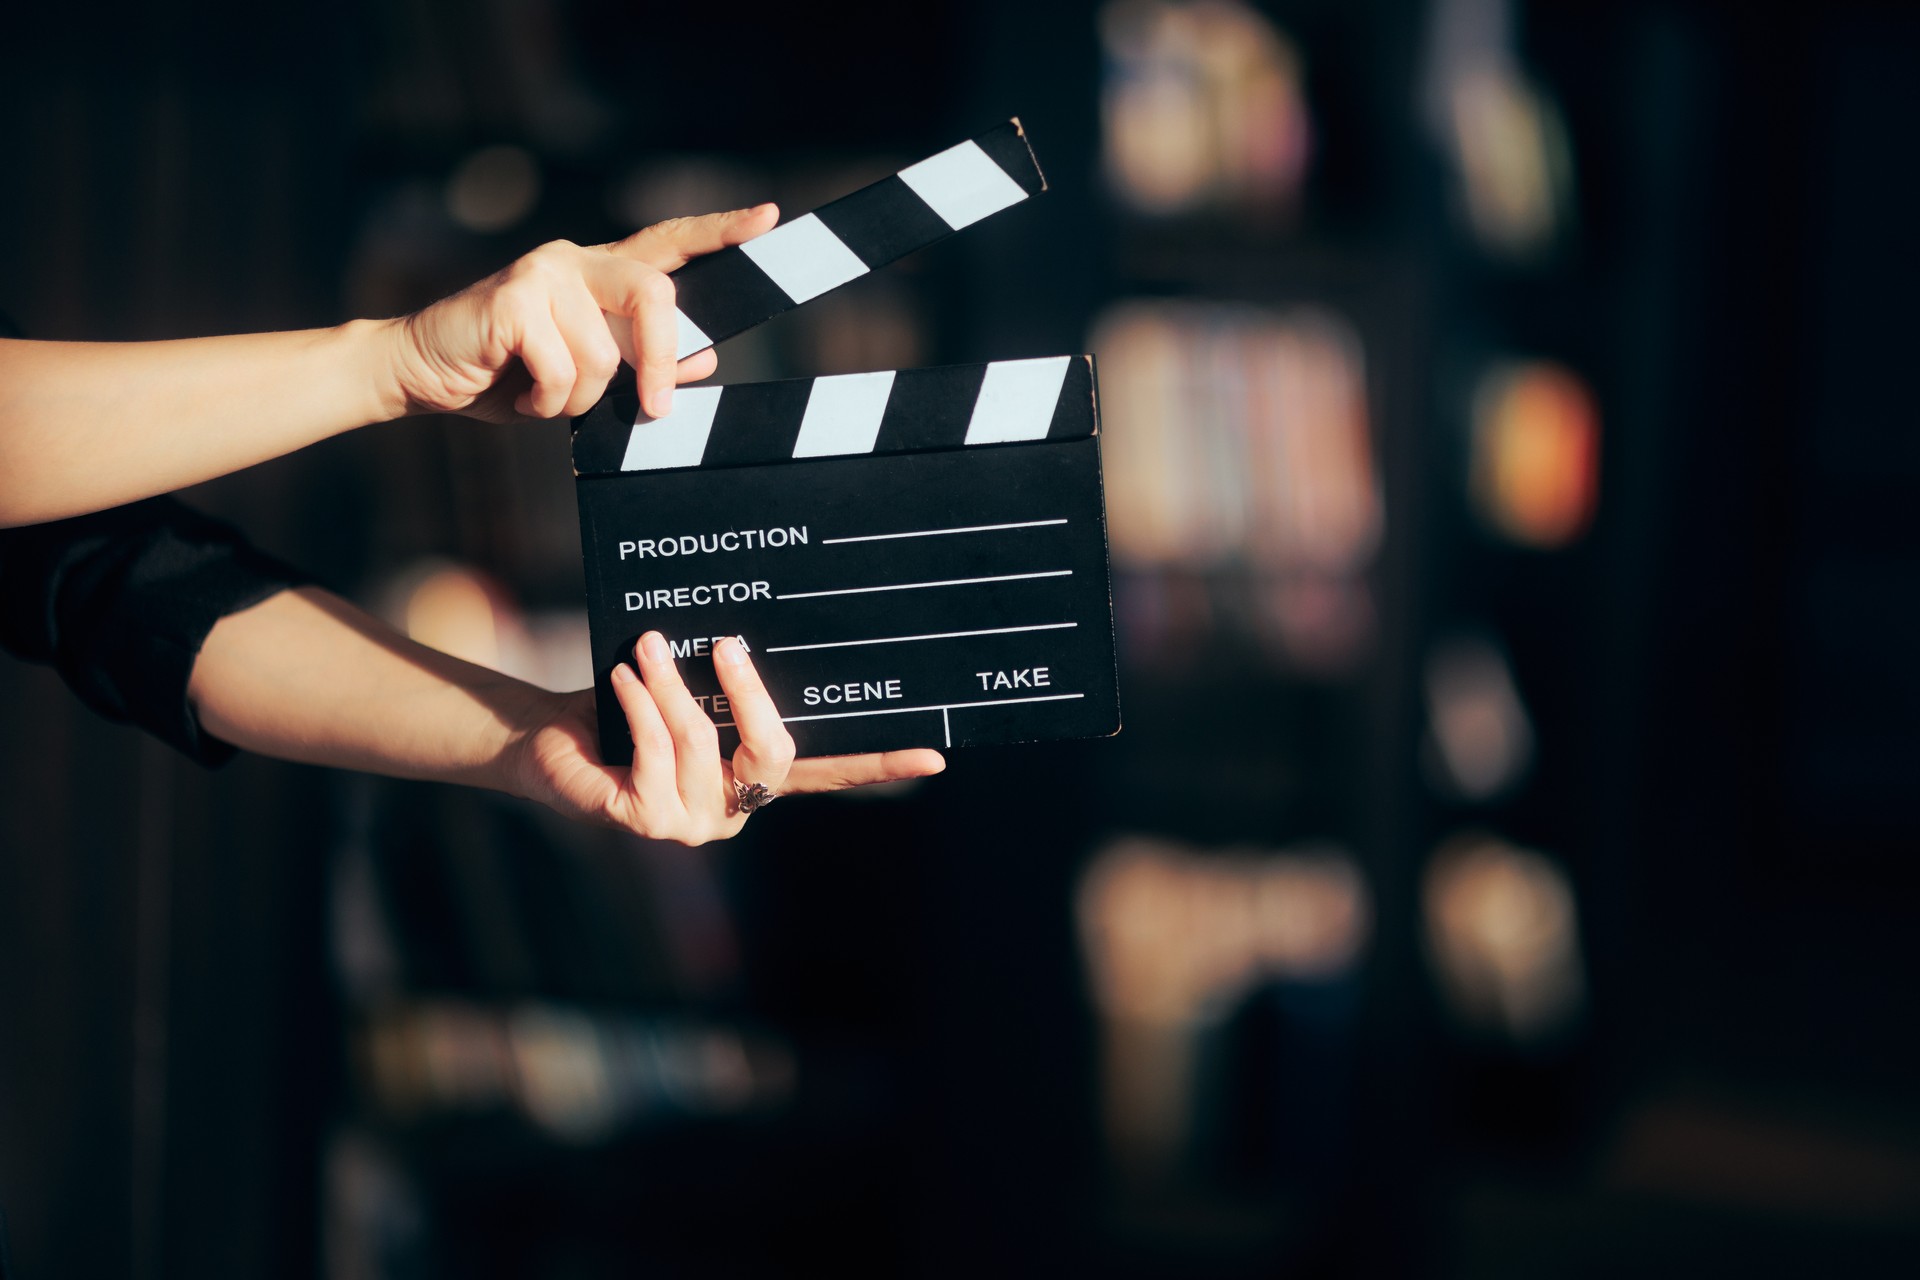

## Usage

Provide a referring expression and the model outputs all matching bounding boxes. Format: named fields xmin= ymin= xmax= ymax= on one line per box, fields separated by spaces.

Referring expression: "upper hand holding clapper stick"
xmin=0 ymin=206 xmax=770 ymax=527
xmin=574 ymin=120 xmax=1122 ymax=768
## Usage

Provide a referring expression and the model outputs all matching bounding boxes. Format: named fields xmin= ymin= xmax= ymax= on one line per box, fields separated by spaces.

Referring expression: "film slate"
xmin=573 ymin=356 xmax=1121 ymax=762
xmin=658 ymin=119 xmax=1045 ymax=359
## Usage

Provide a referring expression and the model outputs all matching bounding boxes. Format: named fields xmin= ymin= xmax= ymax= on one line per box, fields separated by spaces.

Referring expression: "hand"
xmin=385 ymin=204 xmax=780 ymax=424
xmin=506 ymin=634 xmax=946 ymax=845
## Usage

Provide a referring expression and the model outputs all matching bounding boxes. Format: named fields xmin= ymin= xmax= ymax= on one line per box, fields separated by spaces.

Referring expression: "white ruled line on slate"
xmin=764 ymin=622 xmax=1078 ymax=654
xmin=717 ymin=691 xmax=1086 ymax=732
xmin=821 ymin=518 xmax=1068 ymax=545
xmin=774 ymin=569 xmax=1071 ymax=601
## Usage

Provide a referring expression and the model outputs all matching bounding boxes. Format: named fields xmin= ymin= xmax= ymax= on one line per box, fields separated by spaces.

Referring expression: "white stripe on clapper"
xmin=792 ymin=370 xmax=897 ymax=458
xmin=898 ymin=140 xmax=1030 ymax=230
xmin=620 ymin=386 xmax=724 ymax=471
xmin=674 ymin=309 xmax=712 ymax=360
xmin=737 ymin=213 xmax=869 ymax=305
xmin=963 ymin=356 xmax=1072 ymax=445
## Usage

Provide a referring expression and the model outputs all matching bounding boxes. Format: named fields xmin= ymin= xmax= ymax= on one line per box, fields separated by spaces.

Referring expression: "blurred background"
xmin=3 ymin=0 xmax=1919 ymax=1275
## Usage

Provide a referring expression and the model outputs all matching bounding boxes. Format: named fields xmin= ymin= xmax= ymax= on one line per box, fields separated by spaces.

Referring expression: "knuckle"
xmin=637 ymin=271 xmax=676 ymax=306
xmin=745 ymin=730 xmax=794 ymax=769
xmin=507 ymin=256 xmax=551 ymax=288
xmin=513 ymin=242 xmax=577 ymax=287
xmin=578 ymin=341 xmax=620 ymax=382
xmin=638 ymin=723 xmax=676 ymax=756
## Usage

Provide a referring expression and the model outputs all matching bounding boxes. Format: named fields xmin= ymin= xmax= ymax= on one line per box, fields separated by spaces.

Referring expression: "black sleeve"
xmin=0 ymin=496 xmax=312 ymax=765
xmin=0 ymin=312 xmax=314 ymax=765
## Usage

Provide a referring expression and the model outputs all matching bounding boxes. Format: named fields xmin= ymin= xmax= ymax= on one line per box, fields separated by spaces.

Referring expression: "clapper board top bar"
xmin=573 ymin=355 xmax=1098 ymax=477
xmin=665 ymin=119 xmax=1046 ymax=360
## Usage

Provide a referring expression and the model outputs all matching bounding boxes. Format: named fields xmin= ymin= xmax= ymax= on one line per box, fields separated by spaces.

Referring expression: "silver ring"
xmin=734 ymin=780 xmax=777 ymax=814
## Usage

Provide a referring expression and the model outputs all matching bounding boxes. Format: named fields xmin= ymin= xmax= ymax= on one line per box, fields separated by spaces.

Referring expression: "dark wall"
xmin=2 ymin=2 xmax=1918 ymax=1277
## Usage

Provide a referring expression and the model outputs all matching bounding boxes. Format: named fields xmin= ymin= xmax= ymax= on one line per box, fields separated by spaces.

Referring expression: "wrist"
xmin=339 ymin=316 xmax=418 ymax=423
xmin=484 ymin=681 xmax=571 ymax=800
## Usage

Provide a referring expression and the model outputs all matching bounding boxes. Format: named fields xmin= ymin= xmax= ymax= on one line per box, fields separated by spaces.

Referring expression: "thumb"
xmin=604 ymin=203 xmax=780 ymax=272
xmin=783 ymin=750 xmax=946 ymax=794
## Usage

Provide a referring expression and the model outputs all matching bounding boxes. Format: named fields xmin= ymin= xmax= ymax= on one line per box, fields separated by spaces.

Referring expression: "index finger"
xmin=603 ymin=204 xmax=780 ymax=273
xmin=574 ymin=258 xmax=681 ymax=416
xmin=630 ymin=275 xmax=680 ymax=419
xmin=712 ymin=637 xmax=796 ymax=788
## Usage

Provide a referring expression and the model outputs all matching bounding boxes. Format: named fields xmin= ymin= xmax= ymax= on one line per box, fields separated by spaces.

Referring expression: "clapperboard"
xmin=573 ymin=120 xmax=1120 ymax=762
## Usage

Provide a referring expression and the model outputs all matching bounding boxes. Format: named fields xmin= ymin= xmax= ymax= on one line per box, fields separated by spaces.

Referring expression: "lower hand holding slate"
xmin=557 ymin=632 xmax=942 ymax=842
xmin=189 ymin=590 xmax=944 ymax=845
xmin=0 ymin=204 xmax=778 ymax=528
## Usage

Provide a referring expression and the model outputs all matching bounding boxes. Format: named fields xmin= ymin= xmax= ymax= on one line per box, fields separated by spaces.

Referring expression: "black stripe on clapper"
xmin=671 ymin=250 xmax=793 ymax=351
xmin=975 ymin=124 xmax=1048 ymax=198
xmin=570 ymin=379 xmax=639 ymax=476
xmin=1047 ymin=356 xmax=1097 ymax=440
xmin=813 ymin=176 xmax=955 ymax=267
xmin=873 ymin=363 xmax=989 ymax=453
xmin=698 ymin=378 xmax=813 ymax=469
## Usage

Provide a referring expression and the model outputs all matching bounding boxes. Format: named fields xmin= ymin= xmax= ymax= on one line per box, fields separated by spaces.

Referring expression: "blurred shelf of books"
xmin=1042 ymin=0 xmax=1621 ymax=1257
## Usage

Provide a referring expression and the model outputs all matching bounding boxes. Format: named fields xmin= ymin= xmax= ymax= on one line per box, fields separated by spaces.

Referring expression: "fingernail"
xmin=641 ymin=632 xmax=669 ymax=662
xmin=611 ymin=662 xmax=637 ymax=686
xmin=717 ymin=636 xmax=750 ymax=666
xmin=650 ymin=387 xmax=673 ymax=418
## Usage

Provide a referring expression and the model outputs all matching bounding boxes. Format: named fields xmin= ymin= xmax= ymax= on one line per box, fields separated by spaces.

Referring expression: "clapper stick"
xmin=603 ymin=119 xmax=1046 ymax=363
xmin=573 ymin=356 xmax=1089 ymax=475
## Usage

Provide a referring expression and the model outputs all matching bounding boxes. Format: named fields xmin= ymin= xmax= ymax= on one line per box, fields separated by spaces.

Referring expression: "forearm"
xmin=187 ymin=585 xmax=547 ymax=793
xmin=0 ymin=321 xmax=408 ymax=527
